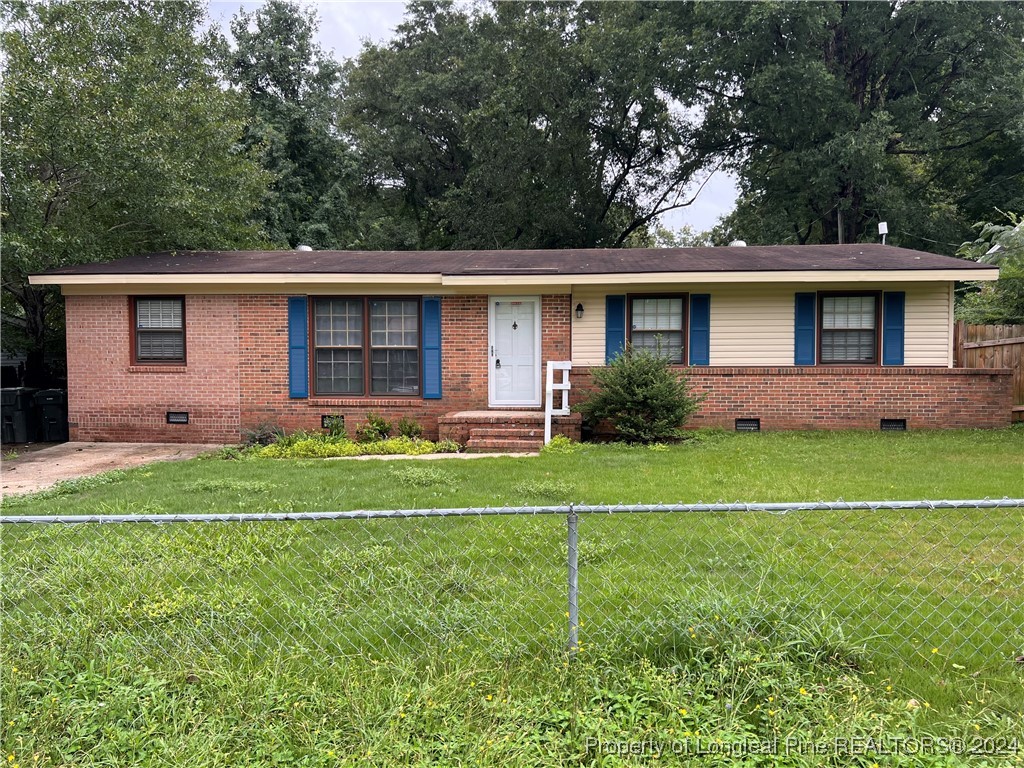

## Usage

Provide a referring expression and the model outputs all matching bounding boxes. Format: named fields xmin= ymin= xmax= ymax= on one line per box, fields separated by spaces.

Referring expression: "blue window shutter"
xmin=794 ymin=293 xmax=816 ymax=366
xmin=287 ymin=296 xmax=309 ymax=398
xmin=689 ymin=294 xmax=711 ymax=366
xmin=605 ymin=295 xmax=626 ymax=363
xmin=422 ymin=297 xmax=442 ymax=399
xmin=882 ymin=292 xmax=905 ymax=366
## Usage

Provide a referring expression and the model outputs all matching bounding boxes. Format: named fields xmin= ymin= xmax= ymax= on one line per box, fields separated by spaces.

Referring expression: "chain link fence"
xmin=2 ymin=499 xmax=1022 ymax=673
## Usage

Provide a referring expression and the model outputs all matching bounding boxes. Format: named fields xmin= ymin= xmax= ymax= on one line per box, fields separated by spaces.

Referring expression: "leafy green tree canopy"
xmin=957 ymin=212 xmax=1024 ymax=325
xmin=217 ymin=0 xmax=357 ymax=249
xmin=1 ymin=0 xmax=267 ymax=383
xmin=343 ymin=0 xmax=702 ymax=250
xmin=671 ymin=1 xmax=1024 ymax=251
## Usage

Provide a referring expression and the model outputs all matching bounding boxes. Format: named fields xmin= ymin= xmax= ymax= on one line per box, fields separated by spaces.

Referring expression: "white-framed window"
xmin=133 ymin=297 xmax=185 ymax=363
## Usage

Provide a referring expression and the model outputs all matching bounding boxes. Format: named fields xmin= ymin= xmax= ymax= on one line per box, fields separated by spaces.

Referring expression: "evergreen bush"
xmin=578 ymin=344 xmax=703 ymax=443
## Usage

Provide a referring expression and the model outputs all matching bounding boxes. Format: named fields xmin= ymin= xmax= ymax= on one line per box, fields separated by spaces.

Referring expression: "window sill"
xmin=127 ymin=365 xmax=188 ymax=373
xmin=309 ymin=397 xmax=423 ymax=408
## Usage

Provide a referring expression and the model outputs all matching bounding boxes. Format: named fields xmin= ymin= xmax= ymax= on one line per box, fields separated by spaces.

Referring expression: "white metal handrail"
xmin=544 ymin=360 xmax=572 ymax=444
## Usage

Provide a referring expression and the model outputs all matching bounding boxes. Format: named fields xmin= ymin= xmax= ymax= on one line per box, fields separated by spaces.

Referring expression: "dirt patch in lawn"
xmin=1 ymin=442 xmax=220 ymax=497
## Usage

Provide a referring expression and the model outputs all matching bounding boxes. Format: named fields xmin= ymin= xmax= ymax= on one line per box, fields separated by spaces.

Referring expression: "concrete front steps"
xmin=438 ymin=410 xmax=582 ymax=453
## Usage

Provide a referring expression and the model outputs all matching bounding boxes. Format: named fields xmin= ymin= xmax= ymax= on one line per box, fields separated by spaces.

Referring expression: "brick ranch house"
xmin=31 ymin=244 xmax=1012 ymax=448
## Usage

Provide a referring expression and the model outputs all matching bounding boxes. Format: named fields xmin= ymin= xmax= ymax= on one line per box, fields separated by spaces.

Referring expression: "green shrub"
xmin=241 ymin=422 xmax=284 ymax=447
xmin=266 ymin=429 xmax=311 ymax=449
xmin=578 ymin=344 xmax=704 ymax=443
xmin=540 ymin=435 xmax=581 ymax=455
xmin=395 ymin=416 xmax=424 ymax=439
xmin=322 ymin=415 xmax=346 ymax=438
xmin=356 ymin=413 xmax=392 ymax=443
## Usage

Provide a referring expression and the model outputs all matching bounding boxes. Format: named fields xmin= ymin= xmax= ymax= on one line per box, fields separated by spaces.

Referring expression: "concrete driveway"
xmin=1 ymin=442 xmax=221 ymax=497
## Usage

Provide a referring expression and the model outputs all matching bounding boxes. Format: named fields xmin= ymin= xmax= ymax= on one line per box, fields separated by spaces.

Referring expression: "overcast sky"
xmin=208 ymin=0 xmax=738 ymax=235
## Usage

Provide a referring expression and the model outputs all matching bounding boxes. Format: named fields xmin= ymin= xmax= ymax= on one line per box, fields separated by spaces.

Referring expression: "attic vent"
xmin=880 ymin=418 xmax=907 ymax=432
xmin=166 ymin=411 xmax=189 ymax=425
xmin=735 ymin=418 xmax=760 ymax=432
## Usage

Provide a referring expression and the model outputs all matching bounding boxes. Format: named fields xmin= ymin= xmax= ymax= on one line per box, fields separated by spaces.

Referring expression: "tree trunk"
xmin=21 ymin=286 xmax=52 ymax=388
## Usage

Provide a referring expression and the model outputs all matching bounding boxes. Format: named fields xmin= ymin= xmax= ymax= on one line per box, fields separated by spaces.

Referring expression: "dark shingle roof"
xmin=38 ymin=244 xmax=990 ymax=276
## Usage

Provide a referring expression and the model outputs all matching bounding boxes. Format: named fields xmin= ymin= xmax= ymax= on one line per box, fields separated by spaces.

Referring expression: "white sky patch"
xmin=661 ymin=171 xmax=739 ymax=236
xmin=316 ymin=1 xmax=407 ymax=61
xmin=208 ymin=0 xmax=406 ymax=62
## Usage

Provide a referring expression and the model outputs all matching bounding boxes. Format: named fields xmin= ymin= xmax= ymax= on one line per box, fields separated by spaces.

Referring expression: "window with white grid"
xmin=820 ymin=295 xmax=877 ymax=364
xmin=630 ymin=296 xmax=685 ymax=363
xmin=370 ymin=300 xmax=420 ymax=395
xmin=134 ymin=298 xmax=185 ymax=363
xmin=314 ymin=299 xmax=365 ymax=395
xmin=313 ymin=298 xmax=420 ymax=396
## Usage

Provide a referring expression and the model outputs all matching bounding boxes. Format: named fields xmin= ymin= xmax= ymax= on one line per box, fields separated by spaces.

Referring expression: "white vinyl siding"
xmin=903 ymin=283 xmax=952 ymax=366
xmin=571 ymin=282 xmax=951 ymax=367
xmin=707 ymin=285 xmax=795 ymax=365
xmin=570 ymin=287 xmax=608 ymax=366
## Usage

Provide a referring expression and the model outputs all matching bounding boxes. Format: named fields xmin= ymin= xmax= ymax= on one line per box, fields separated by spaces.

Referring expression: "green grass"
xmin=3 ymin=429 xmax=1023 ymax=766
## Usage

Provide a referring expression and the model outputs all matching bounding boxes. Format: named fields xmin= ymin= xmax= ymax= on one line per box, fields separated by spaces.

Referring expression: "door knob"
xmin=495 ymin=359 xmax=501 ymax=369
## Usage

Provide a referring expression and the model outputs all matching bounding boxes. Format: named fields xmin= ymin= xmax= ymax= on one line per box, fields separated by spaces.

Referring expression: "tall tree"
xmin=956 ymin=212 xmax=1024 ymax=324
xmin=1 ymin=0 xmax=267 ymax=384
xmin=671 ymin=1 xmax=1024 ymax=251
xmin=218 ymin=0 xmax=356 ymax=249
xmin=343 ymin=1 xmax=702 ymax=250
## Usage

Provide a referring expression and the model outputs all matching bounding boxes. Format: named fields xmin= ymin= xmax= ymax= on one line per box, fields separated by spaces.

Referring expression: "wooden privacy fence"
xmin=954 ymin=322 xmax=1024 ymax=421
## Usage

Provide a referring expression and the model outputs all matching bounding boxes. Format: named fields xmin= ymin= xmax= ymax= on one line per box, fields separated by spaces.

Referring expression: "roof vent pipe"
xmin=296 ymin=244 xmax=314 ymax=251
xmin=728 ymin=240 xmax=747 ymax=247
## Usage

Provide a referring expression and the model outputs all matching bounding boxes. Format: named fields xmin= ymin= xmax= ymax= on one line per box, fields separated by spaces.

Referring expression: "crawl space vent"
xmin=880 ymin=418 xmax=907 ymax=432
xmin=735 ymin=418 xmax=761 ymax=432
xmin=166 ymin=411 xmax=189 ymax=425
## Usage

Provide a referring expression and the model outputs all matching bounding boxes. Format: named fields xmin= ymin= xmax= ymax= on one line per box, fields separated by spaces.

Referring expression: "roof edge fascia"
xmin=29 ymin=267 xmax=1000 ymax=288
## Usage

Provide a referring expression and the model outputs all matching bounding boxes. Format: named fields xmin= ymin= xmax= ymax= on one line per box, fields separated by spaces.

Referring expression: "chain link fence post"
xmin=567 ymin=508 xmax=579 ymax=657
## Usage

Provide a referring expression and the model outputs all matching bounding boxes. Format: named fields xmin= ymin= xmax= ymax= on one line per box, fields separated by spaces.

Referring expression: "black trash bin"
xmin=1 ymin=388 xmax=40 ymax=444
xmin=35 ymin=389 xmax=69 ymax=443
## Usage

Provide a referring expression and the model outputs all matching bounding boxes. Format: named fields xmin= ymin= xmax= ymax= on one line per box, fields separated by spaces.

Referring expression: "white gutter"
xmin=29 ymin=267 xmax=999 ymax=288
xmin=29 ymin=273 xmax=444 ymax=287
xmin=439 ymin=269 xmax=999 ymax=286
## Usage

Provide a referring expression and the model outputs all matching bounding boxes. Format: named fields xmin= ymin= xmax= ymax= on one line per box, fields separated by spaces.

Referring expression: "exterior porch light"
xmin=575 ymin=303 xmax=584 ymax=319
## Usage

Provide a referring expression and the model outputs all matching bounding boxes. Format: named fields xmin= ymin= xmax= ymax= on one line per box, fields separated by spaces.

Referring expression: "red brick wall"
xmin=237 ymin=294 xmax=572 ymax=440
xmin=67 ymin=293 xmax=1011 ymax=444
xmin=65 ymin=295 xmax=241 ymax=442
xmin=541 ymin=295 xmax=572 ymax=364
xmin=570 ymin=366 xmax=1013 ymax=431
xmin=235 ymin=294 xmax=489 ymax=439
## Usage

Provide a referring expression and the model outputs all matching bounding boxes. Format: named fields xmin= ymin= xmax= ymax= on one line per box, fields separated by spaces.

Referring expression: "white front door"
xmin=489 ymin=296 xmax=541 ymax=406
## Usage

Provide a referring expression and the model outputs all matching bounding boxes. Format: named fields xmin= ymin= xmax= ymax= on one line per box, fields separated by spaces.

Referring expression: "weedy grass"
xmin=2 ymin=430 xmax=1023 ymax=765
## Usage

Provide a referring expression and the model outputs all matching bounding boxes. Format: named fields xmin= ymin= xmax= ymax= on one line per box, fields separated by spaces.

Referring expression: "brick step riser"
xmin=469 ymin=427 xmax=543 ymax=439
xmin=465 ymin=438 xmax=543 ymax=453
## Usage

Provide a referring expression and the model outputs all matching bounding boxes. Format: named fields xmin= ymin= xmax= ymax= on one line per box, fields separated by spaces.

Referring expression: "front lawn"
xmin=3 ymin=430 xmax=1023 ymax=766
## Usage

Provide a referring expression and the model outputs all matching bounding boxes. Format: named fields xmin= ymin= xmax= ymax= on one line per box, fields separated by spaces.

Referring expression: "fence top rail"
xmin=1 ymin=498 xmax=1021 ymax=525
